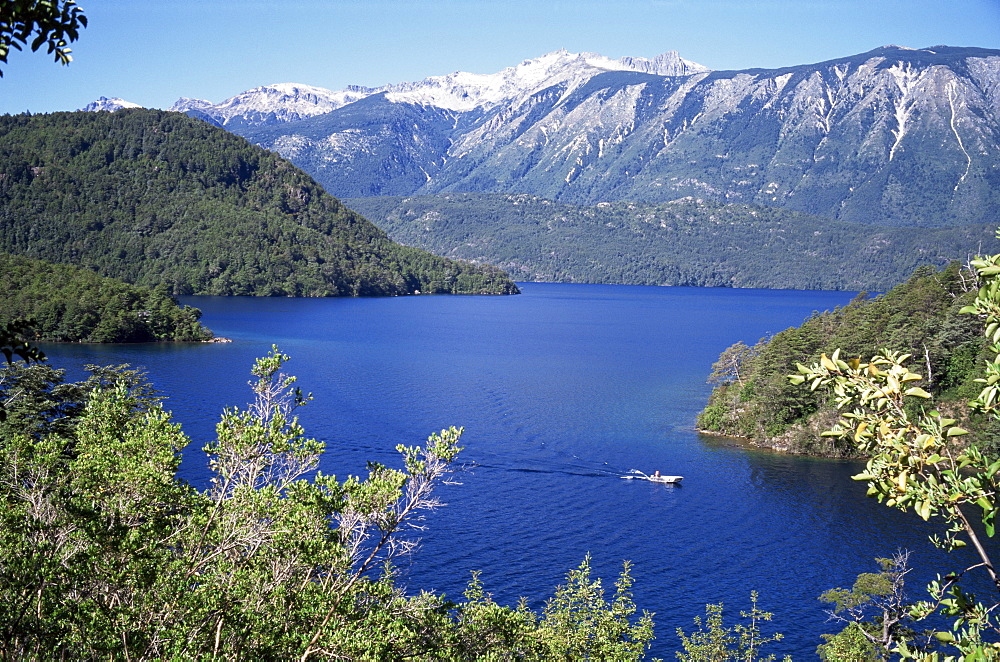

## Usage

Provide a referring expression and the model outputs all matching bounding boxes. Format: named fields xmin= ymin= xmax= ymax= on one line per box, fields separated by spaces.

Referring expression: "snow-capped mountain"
xmin=378 ymin=49 xmax=709 ymax=112
xmin=233 ymin=45 xmax=1000 ymax=227
xmin=83 ymin=46 xmax=1000 ymax=227
xmin=164 ymin=50 xmax=710 ymax=126
xmin=168 ymin=83 xmax=373 ymax=129
xmin=79 ymin=96 xmax=142 ymax=112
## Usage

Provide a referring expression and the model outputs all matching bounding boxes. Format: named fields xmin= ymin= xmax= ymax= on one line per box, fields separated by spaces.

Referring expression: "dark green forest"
xmin=1 ymin=253 xmax=213 ymax=342
xmin=697 ymin=262 xmax=993 ymax=455
xmin=346 ymin=193 xmax=1000 ymax=292
xmin=0 ymin=110 xmax=518 ymax=297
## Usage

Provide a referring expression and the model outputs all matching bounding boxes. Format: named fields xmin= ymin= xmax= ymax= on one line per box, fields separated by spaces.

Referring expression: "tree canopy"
xmin=0 ymin=110 xmax=519 ymax=297
xmin=1 ymin=253 xmax=214 ymax=342
xmin=698 ymin=263 xmax=989 ymax=455
xmin=0 ymin=349 xmax=657 ymax=659
xmin=789 ymin=242 xmax=1000 ymax=656
xmin=0 ymin=0 xmax=87 ymax=75
xmin=346 ymin=193 xmax=1000 ymax=292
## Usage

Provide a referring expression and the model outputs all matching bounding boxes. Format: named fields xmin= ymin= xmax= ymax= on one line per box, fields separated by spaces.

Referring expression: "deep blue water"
xmin=41 ymin=283 xmax=984 ymax=658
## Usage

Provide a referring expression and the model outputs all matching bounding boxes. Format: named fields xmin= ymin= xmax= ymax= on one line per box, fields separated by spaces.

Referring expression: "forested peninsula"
xmin=0 ymin=110 xmax=518 ymax=297
xmin=1 ymin=254 xmax=213 ymax=343
xmin=697 ymin=262 xmax=993 ymax=456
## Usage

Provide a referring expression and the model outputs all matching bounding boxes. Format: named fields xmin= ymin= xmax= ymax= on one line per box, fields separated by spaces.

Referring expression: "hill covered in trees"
xmin=0 ymin=110 xmax=518 ymax=297
xmin=346 ymin=193 xmax=1000 ymax=291
xmin=697 ymin=262 xmax=993 ymax=455
xmin=1 ymin=254 xmax=213 ymax=343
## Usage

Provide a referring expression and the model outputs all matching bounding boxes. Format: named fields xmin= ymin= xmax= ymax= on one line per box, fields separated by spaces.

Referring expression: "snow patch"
xmin=80 ymin=96 xmax=142 ymax=112
xmin=947 ymin=79 xmax=972 ymax=190
xmin=161 ymin=49 xmax=710 ymax=125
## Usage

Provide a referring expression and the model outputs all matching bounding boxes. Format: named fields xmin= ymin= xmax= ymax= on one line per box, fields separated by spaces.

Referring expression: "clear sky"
xmin=2 ymin=0 xmax=999 ymax=115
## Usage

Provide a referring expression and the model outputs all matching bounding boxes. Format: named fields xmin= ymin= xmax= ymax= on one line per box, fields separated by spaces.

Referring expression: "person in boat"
xmin=653 ymin=471 xmax=661 ymax=480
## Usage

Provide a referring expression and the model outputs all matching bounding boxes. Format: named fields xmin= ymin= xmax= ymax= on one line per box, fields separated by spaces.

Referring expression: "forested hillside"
xmin=698 ymin=262 xmax=992 ymax=455
xmin=346 ymin=193 xmax=1000 ymax=291
xmin=1 ymin=254 xmax=213 ymax=343
xmin=0 ymin=110 xmax=518 ymax=297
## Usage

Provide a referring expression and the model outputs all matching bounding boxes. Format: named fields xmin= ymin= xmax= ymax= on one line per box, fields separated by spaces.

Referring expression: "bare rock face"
xmin=147 ymin=46 xmax=1000 ymax=227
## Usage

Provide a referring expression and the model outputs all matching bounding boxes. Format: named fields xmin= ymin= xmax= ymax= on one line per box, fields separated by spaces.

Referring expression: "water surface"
xmin=42 ymin=283 xmax=979 ymax=657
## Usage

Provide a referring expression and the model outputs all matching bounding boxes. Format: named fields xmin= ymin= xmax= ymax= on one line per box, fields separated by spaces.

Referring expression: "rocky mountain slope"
xmin=169 ymin=45 xmax=1000 ymax=228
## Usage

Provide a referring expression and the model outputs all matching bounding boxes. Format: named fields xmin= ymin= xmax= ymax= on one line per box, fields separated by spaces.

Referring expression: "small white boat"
xmin=648 ymin=474 xmax=683 ymax=484
xmin=621 ymin=471 xmax=683 ymax=484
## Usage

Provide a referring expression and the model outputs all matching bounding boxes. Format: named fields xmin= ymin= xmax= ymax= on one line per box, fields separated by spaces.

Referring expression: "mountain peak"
xmin=80 ymin=96 xmax=142 ymax=112
xmin=168 ymin=83 xmax=368 ymax=127
xmin=610 ymin=51 xmax=711 ymax=76
xmin=169 ymin=97 xmax=213 ymax=112
xmin=381 ymin=48 xmax=710 ymax=111
xmin=104 ymin=49 xmax=710 ymax=126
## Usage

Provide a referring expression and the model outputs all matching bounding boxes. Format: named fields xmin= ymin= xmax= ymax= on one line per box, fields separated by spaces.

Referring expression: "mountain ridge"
xmin=84 ymin=45 xmax=1000 ymax=231
xmin=235 ymin=45 xmax=1000 ymax=227
xmin=162 ymin=49 xmax=710 ymax=124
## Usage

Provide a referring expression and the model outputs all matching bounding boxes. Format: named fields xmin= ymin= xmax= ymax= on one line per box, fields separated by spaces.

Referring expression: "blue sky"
xmin=2 ymin=0 xmax=999 ymax=114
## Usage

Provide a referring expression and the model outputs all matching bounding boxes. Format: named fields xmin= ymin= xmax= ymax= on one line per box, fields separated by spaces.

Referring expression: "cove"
xmin=40 ymin=282 xmax=985 ymax=658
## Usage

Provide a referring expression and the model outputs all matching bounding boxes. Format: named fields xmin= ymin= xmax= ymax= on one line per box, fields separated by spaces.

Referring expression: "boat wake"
xmin=463 ymin=461 xmax=622 ymax=479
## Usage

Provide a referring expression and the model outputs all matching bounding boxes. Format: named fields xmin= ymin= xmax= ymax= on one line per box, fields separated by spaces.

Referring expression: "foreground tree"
xmin=0 ymin=347 xmax=656 ymax=659
xmin=0 ymin=0 xmax=87 ymax=75
xmin=675 ymin=592 xmax=789 ymax=661
xmin=0 ymin=319 xmax=46 ymax=422
xmin=816 ymin=552 xmax=928 ymax=660
xmin=791 ymin=243 xmax=1000 ymax=657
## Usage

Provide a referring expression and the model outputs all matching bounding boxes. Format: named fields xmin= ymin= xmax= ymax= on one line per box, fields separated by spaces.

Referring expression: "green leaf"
xmin=904 ymin=387 xmax=932 ymax=399
xmin=946 ymin=427 xmax=969 ymax=437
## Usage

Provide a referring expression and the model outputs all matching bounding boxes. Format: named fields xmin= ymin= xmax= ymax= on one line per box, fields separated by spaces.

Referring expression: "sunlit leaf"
xmin=853 ymin=421 xmax=868 ymax=440
xmin=820 ymin=353 xmax=837 ymax=371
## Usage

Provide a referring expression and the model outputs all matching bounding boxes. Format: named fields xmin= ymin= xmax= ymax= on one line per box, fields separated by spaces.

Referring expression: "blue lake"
xmin=41 ymin=282 xmax=984 ymax=658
